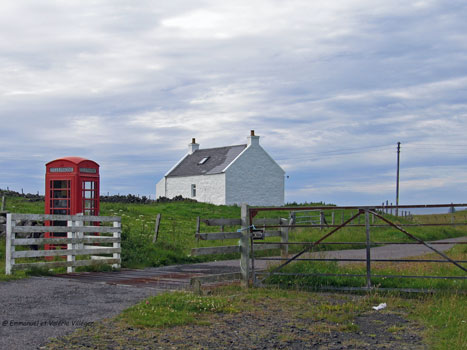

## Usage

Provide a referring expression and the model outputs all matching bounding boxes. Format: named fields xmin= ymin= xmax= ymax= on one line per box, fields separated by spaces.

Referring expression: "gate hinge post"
xmin=240 ymin=203 xmax=251 ymax=288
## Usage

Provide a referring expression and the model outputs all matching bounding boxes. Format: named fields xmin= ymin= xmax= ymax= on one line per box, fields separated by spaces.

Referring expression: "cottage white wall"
xmin=156 ymin=177 xmax=166 ymax=198
xmin=225 ymin=145 xmax=285 ymax=206
xmin=159 ymin=173 xmax=226 ymax=205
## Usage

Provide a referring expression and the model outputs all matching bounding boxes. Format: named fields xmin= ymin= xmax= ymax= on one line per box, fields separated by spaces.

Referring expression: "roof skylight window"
xmin=198 ymin=157 xmax=209 ymax=165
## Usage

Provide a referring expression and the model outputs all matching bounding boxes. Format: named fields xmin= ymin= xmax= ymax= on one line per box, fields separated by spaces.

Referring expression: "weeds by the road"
xmin=45 ymin=286 xmax=467 ymax=350
xmin=118 ymin=291 xmax=237 ymax=328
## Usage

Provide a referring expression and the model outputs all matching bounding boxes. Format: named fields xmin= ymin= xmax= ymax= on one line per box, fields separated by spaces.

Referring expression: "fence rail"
xmin=191 ymin=216 xmax=289 ymax=256
xmin=5 ymin=213 xmax=121 ymax=275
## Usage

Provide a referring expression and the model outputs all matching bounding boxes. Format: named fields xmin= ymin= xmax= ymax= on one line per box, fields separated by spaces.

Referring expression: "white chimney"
xmin=247 ymin=130 xmax=259 ymax=147
xmin=188 ymin=138 xmax=199 ymax=154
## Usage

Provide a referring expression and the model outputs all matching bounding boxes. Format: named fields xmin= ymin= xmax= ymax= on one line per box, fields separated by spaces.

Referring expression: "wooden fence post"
xmin=113 ymin=219 xmax=121 ymax=269
xmin=240 ymin=203 xmax=250 ymax=288
xmin=195 ymin=216 xmax=200 ymax=243
xmin=5 ymin=214 xmax=14 ymax=275
xmin=290 ymin=212 xmax=296 ymax=231
xmin=152 ymin=213 xmax=162 ymax=243
xmin=1 ymin=195 xmax=5 ymax=211
xmin=331 ymin=211 xmax=335 ymax=225
xmin=74 ymin=213 xmax=83 ymax=250
xmin=67 ymin=219 xmax=75 ymax=273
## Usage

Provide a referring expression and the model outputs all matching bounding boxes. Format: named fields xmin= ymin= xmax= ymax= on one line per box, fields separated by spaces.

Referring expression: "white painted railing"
xmin=5 ymin=213 xmax=121 ymax=275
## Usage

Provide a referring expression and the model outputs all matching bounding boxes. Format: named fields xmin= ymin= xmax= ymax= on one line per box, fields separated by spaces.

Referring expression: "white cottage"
xmin=156 ymin=131 xmax=285 ymax=206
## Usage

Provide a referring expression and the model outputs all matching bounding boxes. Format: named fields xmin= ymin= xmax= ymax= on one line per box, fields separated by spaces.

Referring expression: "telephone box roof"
xmin=46 ymin=157 xmax=99 ymax=167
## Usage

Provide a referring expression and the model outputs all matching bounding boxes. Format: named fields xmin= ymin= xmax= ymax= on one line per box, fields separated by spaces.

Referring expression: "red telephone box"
xmin=45 ymin=157 xmax=100 ymax=249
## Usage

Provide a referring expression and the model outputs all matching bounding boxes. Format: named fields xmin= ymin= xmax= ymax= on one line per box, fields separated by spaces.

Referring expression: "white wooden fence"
xmin=5 ymin=213 xmax=121 ymax=275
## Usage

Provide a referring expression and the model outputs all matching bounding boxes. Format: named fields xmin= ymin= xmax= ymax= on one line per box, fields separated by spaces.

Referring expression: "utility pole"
xmin=396 ymin=142 xmax=401 ymax=217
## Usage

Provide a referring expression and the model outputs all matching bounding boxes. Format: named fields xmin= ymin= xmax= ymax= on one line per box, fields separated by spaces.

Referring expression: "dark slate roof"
xmin=167 ymin=144 xmax=247 ymax=177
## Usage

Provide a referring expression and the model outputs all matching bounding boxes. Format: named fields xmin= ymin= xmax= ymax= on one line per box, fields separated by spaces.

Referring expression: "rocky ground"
xmin=44 ymin=292 xmax=427 ymax=350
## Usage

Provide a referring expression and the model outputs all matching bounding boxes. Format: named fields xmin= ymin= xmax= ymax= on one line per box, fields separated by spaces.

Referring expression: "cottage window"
xmin=191 ymin=184 xmax=196 ymax=197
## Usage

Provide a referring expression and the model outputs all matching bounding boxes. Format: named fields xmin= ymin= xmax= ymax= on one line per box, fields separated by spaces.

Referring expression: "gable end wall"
xmin=225 ymin=145 xmax=284 ymax=206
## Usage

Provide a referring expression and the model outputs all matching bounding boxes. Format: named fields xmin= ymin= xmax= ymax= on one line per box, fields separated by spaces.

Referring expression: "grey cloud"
xmin=1 ymin=1 xmax=467 ymax=202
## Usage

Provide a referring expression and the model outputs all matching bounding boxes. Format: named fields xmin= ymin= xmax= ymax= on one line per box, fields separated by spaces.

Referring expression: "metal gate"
xmin=249 ymin=204 xmax=467 ymax=292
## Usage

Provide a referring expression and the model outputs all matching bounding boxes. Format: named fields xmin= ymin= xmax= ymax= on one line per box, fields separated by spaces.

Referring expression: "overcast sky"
xmin=1 ymin=0 xmax=467 ymax=206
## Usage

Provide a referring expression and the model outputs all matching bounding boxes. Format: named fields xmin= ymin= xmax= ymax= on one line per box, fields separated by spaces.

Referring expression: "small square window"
xmin=191 ymin=184 xmax=196 ymax=197
xmin=198 ymin=157 xmax=209 ymax=165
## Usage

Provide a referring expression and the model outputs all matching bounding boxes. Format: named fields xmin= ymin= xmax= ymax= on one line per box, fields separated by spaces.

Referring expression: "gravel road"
xmin=0 ymin=277 xmax=156 ymax=350
xmin=302 ymin=236 xmax=467 ymax=264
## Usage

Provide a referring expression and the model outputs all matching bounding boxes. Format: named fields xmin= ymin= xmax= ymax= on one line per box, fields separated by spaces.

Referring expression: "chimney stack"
xmin=189 ymin=138 xmax=199 ymax=154
xmin=247 ymin=130 xmax=260 ymax=147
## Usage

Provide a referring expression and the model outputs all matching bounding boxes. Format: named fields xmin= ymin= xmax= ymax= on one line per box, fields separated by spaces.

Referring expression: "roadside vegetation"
xmin=118 ymin=291 xmax=237 ymax=328
xmin=45 ymin=286 xmax=466 ymax=350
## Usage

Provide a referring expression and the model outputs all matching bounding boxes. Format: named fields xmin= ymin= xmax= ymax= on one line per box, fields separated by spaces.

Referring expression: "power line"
xmin=275 ymin=144 xmax=394 ymax=161
xmin=405 ymin=142 xmax=467 ymax=146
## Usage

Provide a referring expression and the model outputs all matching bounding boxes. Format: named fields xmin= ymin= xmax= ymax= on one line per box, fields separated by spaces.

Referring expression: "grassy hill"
xmin=1 ymin=194 xmax=466 ymax=276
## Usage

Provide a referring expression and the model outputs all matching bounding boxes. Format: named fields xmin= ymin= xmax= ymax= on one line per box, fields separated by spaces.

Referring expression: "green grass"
xmin=415 ymin=292 xmax=467 ymax=350
xmin=0 ymin=238 xmax=29 ymax=280
xmin=118 ymin=291 xmax=236 ymax=327
xmin=0 ymin=195 xmax=44 ymax=213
